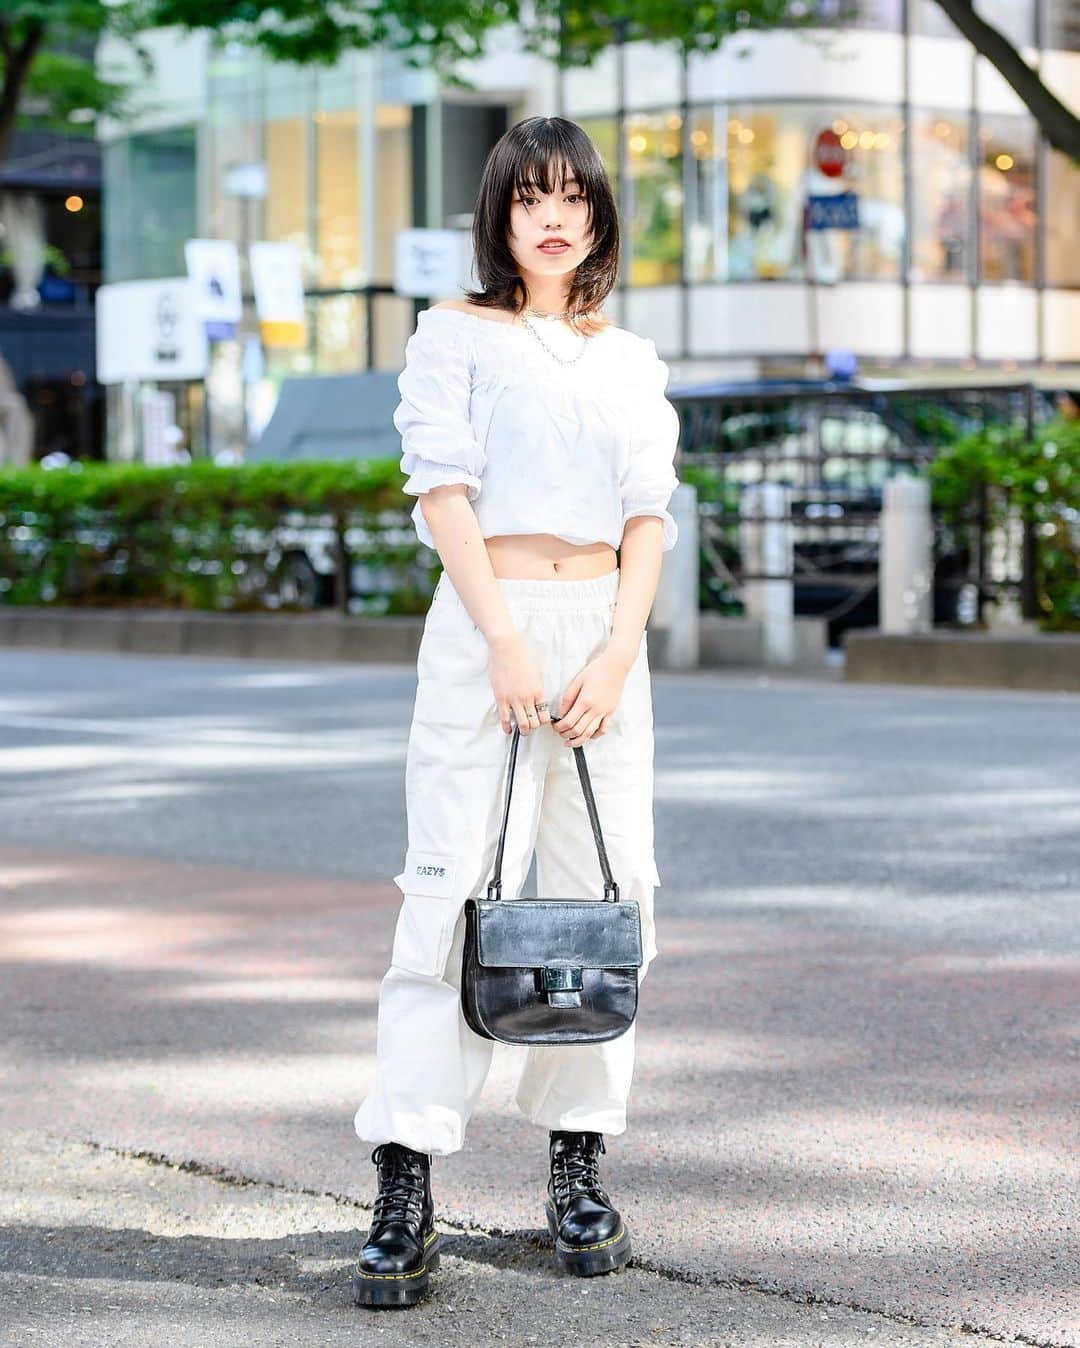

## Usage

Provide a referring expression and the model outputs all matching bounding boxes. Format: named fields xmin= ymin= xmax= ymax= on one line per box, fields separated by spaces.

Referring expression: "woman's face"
xmin=506 ymin=162 xmax=593 ymax=281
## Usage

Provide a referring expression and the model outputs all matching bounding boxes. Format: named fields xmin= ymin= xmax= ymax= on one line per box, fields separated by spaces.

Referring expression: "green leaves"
xmin=930 ymin=417 xmax=1080 ymax=630
xmin=0 ymin=459 xmax=437 ymax=614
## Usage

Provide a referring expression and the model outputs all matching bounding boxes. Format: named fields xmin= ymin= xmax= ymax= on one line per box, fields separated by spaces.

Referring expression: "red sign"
xmin=813 ymin=128 xmax=847 ymax=179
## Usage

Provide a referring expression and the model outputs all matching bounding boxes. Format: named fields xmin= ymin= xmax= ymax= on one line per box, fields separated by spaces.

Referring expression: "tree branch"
xmin=932 ymin=0 xmax=1080 ymax=161
xmin=0 ymin=20 xmax=47 ymax=167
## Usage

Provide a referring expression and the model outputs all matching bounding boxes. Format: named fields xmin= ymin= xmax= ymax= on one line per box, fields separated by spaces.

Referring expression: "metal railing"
xmin=668 ymin=380 xmax=1049 ymax=638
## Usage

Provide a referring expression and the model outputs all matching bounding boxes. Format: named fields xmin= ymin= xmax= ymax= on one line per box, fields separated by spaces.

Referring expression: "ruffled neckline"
xmin=419 ymin=306 xmax=622 ymax=346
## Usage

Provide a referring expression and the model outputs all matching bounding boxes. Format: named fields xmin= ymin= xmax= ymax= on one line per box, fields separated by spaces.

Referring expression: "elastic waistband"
xmin=435 ymin=567 xmax=619 ymax=613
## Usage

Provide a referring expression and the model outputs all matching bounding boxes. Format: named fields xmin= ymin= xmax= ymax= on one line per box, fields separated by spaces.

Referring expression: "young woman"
xmin=352 ymin=115 xmax=680 ymax=1307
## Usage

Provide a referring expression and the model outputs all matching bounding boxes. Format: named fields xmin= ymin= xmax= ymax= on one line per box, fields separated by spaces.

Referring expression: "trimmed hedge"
xmin=0 ymin=460 xmax=437 ymax=614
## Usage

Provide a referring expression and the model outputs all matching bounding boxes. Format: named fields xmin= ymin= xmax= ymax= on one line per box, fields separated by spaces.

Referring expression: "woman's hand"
xmin=487 ymin=632 xmax=552 ymax=736
xmin=552 ymin=649 xmax=633 ymax=748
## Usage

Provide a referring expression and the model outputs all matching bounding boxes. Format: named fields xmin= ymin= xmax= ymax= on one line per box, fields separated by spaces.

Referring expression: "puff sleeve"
xmin=394 ymin=310 xmax=485 ymax=503
xmin=620 ymin=338 xmax=680 ymax=552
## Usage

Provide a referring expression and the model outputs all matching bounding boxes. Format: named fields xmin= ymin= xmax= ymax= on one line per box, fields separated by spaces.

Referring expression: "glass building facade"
xmin=100 ymin=0 xmax=1080 ymax=458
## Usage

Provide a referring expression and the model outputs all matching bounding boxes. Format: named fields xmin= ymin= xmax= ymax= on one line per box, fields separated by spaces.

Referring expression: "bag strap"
xmin=487 ymin=720 xmax=619 ymax=903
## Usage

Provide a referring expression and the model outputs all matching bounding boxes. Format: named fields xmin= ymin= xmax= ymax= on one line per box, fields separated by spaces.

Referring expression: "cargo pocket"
xmin=390 ymin=848 xmax=467 ymax=979
xmin=632 ymin=855 xmax=662 ymax=975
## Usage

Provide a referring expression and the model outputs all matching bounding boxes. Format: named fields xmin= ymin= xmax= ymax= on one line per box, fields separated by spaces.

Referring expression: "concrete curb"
xmin=0 ymin=606 xmax=425 ymax=664
xmin=844 ymin=628 xmax=1080 ymax=692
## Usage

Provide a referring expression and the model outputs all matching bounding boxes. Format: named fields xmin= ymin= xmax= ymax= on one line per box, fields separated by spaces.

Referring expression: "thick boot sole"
xmin=352 ymin=1235 xmax=441 ymax=1308
xmin=545 ymin=1200 xmax=632 ymax=1277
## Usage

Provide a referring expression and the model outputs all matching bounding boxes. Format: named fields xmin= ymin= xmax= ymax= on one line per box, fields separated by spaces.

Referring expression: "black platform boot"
xmin=352 ymin=1142 xmax=441 ymax=1308
xmin=544 ymin=1130 xmax=632 ymax=1277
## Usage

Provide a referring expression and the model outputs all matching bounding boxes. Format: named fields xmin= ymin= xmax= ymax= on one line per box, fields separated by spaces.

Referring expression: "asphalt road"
xmin=1 ymin=648 xmax=1077 ymax=1347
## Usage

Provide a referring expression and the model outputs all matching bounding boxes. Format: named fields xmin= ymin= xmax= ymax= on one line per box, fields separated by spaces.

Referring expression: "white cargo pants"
xmin=353 ymin=567 xmax=661 ymax=1157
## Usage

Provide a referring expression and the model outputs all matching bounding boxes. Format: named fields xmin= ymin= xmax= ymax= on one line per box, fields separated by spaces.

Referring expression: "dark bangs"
xmin=463 ymin=116 xmax=620 ymax=330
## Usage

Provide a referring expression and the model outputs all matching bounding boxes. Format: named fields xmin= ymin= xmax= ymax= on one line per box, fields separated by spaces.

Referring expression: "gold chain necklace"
xmin=520 ymin=308 xmax=589 ymax=365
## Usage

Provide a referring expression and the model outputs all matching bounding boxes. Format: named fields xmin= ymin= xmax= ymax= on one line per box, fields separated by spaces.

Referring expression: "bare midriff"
xmin=485 ymin=533 xmax=618 ymax=580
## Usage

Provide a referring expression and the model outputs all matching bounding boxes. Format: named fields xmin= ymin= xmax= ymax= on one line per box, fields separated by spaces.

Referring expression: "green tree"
xmin=3 ymin=2 xmax=1079 ymax=171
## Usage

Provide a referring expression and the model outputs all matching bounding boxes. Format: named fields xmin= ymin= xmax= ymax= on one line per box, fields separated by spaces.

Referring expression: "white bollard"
xmin=880 ymin=474 xmax=932 ymax=635
xmin=650 ymin=481 xmax=699 ymax=670
xmin=740 ymin=483 xmax=794 ymax=666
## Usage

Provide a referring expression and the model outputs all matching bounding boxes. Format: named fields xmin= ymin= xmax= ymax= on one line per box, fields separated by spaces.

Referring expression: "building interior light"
xmin=832 ymin=119 xmax=848 ymax=135
xmin=840 ymin=131 xmax=859 ymax=150
xmin=629 ymin=133 xmax=648 ymax=153
xmin=995 ymin=152 xmax=1014 ymax=171
xmin=738 ymin=127 xmax=755 ymax=144
xmin=65 ymin=195 xmax=84 ymax=213
xmin=858 ymin=130 xmax=875 ymax=149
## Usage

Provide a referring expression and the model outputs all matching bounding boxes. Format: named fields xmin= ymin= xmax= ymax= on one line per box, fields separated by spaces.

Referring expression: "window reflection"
xmin=266 ymin=115 xmax=309 ymax=270
xmin=687 ymin=103 xmax=904 ymax=283
xmin=978 ymin=114 xmax=1036 ymax=283
xmin=911 ymin=0 xmax=1033 ymax=44
xmin=1046 ymin=0 xmax=1080 ymax=51
xmin=625 ymin=111 xmax=683 ymax=285
xmin=577 ymin=116 xmax=619 ymax=207
xmin=1046 ymin=150 xmax=1080 ymax=286
xmin=375 ymin=105 xmax=412 ymax=284
xmin=911 ymin=112 xmax=970 ymax=281
xmin=316 ymin=109 xmax=363 ymax=288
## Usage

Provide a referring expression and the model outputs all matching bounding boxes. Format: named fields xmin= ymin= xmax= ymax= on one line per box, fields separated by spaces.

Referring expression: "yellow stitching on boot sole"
xmin=555 ymin=1222 xmax=627 ymax=1253
xmin=355 ymin=1230 xmax=438 ymax=1280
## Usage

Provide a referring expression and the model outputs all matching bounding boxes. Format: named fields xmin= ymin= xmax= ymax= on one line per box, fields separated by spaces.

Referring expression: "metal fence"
xmin=668 ymin=380 xmax=1049 ymax=641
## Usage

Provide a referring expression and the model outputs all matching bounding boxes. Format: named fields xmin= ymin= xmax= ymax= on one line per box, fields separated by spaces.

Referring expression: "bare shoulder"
xmin=430 ymin=298 xmax=517 ymax=326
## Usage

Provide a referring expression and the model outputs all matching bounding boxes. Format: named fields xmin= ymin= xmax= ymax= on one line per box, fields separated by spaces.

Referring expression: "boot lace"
xmin=371 ymin=1143 xmax=427 ymax=1226
xmin=550 ymin=1132 xmax=610 ymax=1206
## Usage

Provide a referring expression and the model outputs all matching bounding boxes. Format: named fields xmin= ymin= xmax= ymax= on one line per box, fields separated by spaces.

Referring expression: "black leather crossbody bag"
xmin=460 ymin=719 xmax=643 ymax=1046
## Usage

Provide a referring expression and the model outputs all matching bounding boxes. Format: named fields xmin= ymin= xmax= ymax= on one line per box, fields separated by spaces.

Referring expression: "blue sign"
xmin=806 ymin=192 xmax=860 ymax=231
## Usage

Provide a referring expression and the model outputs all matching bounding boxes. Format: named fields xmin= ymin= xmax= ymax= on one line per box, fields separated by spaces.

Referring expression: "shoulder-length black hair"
xmin=462 ymin=116 xmax=620 ymax=336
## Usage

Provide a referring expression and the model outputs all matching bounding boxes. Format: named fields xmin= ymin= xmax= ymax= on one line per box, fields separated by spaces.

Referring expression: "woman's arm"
xmin=419 ymin=485 xmax=518 ymax=648
xmin=606 ymin=517 xmax=665 ymax=670
xmin=420 ymin=486 xmax=551 ymax=738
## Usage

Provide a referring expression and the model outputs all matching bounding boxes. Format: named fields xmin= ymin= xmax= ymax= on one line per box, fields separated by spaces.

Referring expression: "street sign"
xmin=806 ymin=192 xmax=860 ymax=231
xmin=249 ymin=241 xmax=307 ymax=348
xmin=96 ymin=278 xmax=209 ymax=384
xmin=395 ymin=228 xmax=470 ymax=297
xmin=813 ymin=128 xmax=848 ymax=179
xmin=184 ymin=238 xmax=243 ymax=340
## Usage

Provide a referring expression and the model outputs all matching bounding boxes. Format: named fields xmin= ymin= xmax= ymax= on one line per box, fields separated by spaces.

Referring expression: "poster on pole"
xmin=249 ymin=241 xmax=307 ymax=348
xmin=184 ymin=238 xmax=243 ymax=339
xmin=394 ymin=228 xmax=471 ymax=297
xmin=96 ymin=279 xmax=208 ymax=384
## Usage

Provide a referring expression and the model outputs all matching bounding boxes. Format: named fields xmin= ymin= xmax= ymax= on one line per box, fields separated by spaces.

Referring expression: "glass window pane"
xmin=104 ymin=128 xmax=197 ymax=282
xmin=799 ymin=0 xmax=901 ymax=30
xmin=977 ymin=114 xmax=1036 ymax=283
xmin=1046 ymin=149 xmax=1080 ymax=286
xmin=266 ymin=114 xmax=310 ymax=270
xmin=911 ymin=112 xmax=971 ymax=281
xmin=375 ymin=105 xmax=412 ymax=284
xmin=913 ymin=0 xmax=1033 ymax=44
xmin=976 ymin=1 xmax=1034 ymax=47
xmin=316 ymin=109 xmax=363 ymax=287
xmin=1046 ymin=0 xmax=1080 ymax=50
xmin=314 ymin=294 xmax=364 ymax=373
xmin=723 ymin=104 xmax=903 ymax=281
xmin=686 ymin=106 xmax=726 ymax=283
xmin=625 ymin=111 xmax=683 ymax=286
xmin=911 ymin=0 xmax=958 ymax=36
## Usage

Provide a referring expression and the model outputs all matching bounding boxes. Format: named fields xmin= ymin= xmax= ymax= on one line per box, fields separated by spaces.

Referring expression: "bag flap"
xmin=473 ymin=899 xmax=642 ymax=969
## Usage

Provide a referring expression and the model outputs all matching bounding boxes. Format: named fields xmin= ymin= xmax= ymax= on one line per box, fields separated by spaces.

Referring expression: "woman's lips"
xmin=538 ymin=241 xmax=570 ymax=252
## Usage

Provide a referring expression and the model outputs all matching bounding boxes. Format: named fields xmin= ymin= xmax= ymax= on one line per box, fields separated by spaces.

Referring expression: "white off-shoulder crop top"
xmin=393 ymin=306 xmax=681 ymax=553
